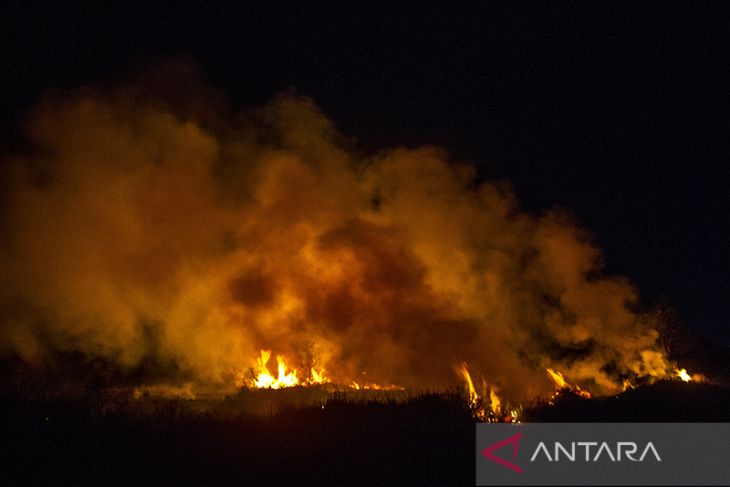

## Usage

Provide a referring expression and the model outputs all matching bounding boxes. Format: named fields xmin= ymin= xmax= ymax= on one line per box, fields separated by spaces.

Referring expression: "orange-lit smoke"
xmin=0 ymin=64 xmax=676 ymax=402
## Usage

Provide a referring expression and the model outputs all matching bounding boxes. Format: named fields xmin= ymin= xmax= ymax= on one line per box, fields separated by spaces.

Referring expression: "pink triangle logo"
xmin=481 ymin=431 xmax=524 ymax=474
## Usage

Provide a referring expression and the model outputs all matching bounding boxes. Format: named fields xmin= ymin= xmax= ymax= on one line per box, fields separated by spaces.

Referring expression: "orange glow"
xmin=574 ymin=387 xmax=591 ymax=399
xmin=0 ymin=82 xmax=692 ymax=408
xmin=459 ymin=362 xmax=479 ymax=407
xmin=546 ymin=368 xmax=567 ymax=389
xmin=545 ymin=368 xmax=591 ymax=399
xmin=249 ymin=349 xmax=404 ymax=390
xmin=489 ymin=389 xmax=502 ymax=413
xmin=309 ymin=367 xmax=328 ymax=385
xmin=459 ymin=362 xmax=517 ymax=422
xmin=252 ymin=350 xmax=298 ymax=389
xmin=348 ymin=380 xmax=404 ymax=391
xmin=675 ymin=368 xmax=691 ymax=382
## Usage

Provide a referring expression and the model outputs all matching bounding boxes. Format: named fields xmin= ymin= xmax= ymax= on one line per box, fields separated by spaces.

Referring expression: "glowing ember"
xmin=573 ymin=387 xmax=591 ymax=399
xmin=349 ymin=381 xmax=404 ymax=391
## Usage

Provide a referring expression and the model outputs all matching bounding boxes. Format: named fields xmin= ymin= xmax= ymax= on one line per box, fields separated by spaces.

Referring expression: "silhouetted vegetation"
xmin=524 ymin=381 xmax=730 ymax=422
xmin=2 ymin=358 xmax=729 ymax=486
xmin=2 ymin=388 xmax=475 ymax=486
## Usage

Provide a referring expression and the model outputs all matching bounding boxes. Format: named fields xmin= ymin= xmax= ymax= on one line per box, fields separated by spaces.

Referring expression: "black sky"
xmin=2 ymin=3 xmax=728 ymax=342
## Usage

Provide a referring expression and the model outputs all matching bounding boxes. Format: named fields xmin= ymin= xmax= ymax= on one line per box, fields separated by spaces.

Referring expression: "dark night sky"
xmin=2 ymin=3 xmax=728 ymax=342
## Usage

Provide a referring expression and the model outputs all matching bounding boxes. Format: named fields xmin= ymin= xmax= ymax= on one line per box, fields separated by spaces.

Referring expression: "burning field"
xmin=1 ymin=69 xmax=728 ymax=485
xmin=0 ymin=70 xmax=695 ymax=400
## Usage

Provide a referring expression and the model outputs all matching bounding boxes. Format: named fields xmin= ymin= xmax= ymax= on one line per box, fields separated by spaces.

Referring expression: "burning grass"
xmin=1 ymin=344 xmax=725 ymax=485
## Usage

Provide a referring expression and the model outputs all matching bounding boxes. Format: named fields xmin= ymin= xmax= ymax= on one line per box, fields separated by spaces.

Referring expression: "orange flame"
xmin=252 ymin=350 xmax=298 ymax=389
xmin=459 ymin=362 xmax=479 ymax=408
xmin=249 ymin=349 xmax=405 ymax=390
xmin=459 ymin=362 xmax=516 ymax=422
xmin=675 ymin=368 xmax=692 ymax=382
xmin=546 ymin=368 xmax=567 ymax=389
xmin=309 ymin=367 xmax=328 ymax=385
xmin=545 ymin=368 xmax=591 ymax=399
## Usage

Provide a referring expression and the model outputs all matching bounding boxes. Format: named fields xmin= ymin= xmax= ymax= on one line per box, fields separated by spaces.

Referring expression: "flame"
xmin=309 ymin=367 xmax=328 ymax=385
xmin=489 ymin=389 xmax=502 ymax=413
xmin=546 ymin=368 xmax=567 ymax=389
xmin=574 ymin=387 xmax=591 ymax=399
xmin=459 ymin=362 xmax=517 ymax=422
xmin=252 ymin=350 xmax=299 ymax=389
xmin=459 ymin=362 xmax=479 ymax=407
xmin=249 ymin=349 xmax=404 ymax=390
xmin=545 ymin=368 xmax=591 ymax=399
xmin=675 ymin=368 xmax=691 ymax=382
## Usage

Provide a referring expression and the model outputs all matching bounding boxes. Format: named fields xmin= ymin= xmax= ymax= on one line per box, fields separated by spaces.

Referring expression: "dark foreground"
xmin=2 ymin=382 xmax=729 ymax=486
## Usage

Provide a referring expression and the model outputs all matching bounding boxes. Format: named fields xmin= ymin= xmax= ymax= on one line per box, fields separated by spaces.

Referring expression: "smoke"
xmin=0 ymin=64 xmax=672 ymax=402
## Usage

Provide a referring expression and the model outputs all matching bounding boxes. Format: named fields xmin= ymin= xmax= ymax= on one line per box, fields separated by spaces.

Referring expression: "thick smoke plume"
xmin=0 ymin=65 xmax=672 ymax=402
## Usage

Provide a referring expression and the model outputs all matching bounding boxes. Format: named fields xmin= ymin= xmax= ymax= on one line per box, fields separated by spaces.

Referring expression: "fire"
xmin=348 ymin=381 xmax=404 ymax=391
xmin=249 ymin=349 xmax=405 ymax=390
xmin=489 ymin=390 xmax=502 ymax=413
xmin=542 ymin=364 xmax=703 ymax=406
xmin=244 ymin=354 xmax=698 ymax=421
xmin=250 ymin=350 xmax=333 ymax=388
xmin=675 ymin=368 xmax=692 ymax=382
xmin=309 ymin=367 xmax=328 ymax=385
xmin=459 ymin=363 xmax=479 ymax=408
xmin=252 ymin=350 xmax=299 ymax=389
xmin=459 ymin=362 xmax=516 ymax=422
xmin=0 ymin=85 xmax=696 ymax=410
xmin=574 ymin=388 xmax=592 ymax=399
xmin=546 ymin=368 xmax=567 ymax=389
xmin=670 ymin=366 xmax=707 ymax=383
xmin=545 ymin=368 xmax=591 ymax=399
